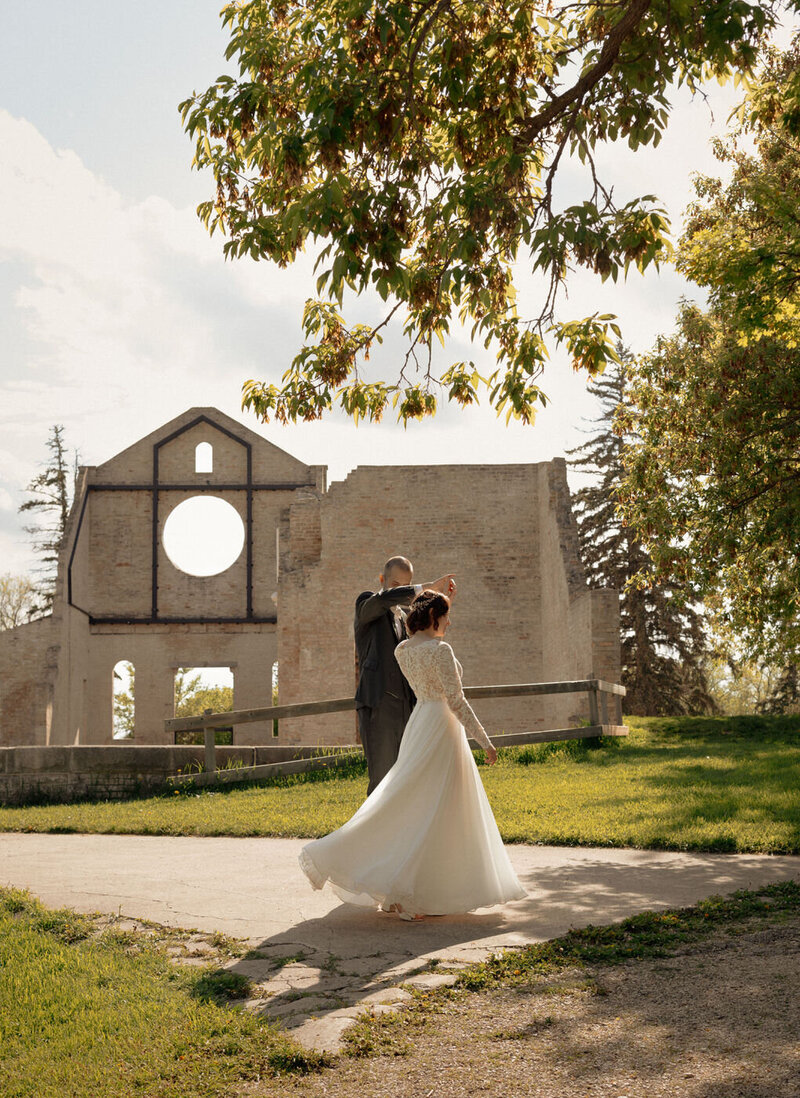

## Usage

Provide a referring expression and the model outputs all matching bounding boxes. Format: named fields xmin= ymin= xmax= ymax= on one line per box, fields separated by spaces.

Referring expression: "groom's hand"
xmin=430 ymin=574 xmax=457 ymax=598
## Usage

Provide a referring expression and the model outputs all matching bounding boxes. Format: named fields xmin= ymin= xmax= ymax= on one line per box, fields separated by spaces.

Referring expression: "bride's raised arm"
xmin=435 ymin=642 xmax=493 ymax=753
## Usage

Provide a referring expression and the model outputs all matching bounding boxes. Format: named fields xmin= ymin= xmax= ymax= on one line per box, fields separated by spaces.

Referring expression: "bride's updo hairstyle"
xmin=406 ymin=589 xmax=450 ymax=635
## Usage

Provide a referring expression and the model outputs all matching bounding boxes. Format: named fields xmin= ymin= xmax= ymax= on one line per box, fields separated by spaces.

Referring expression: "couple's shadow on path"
xmin=217 ymin=850 xmax=800 ymax=1026
xmin=220 ymin=904 xmax=513 ymax=1026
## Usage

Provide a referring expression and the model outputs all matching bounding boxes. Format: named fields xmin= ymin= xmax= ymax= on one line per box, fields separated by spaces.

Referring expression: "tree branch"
xmin=514 ymin=0 xmax=653 ymax=152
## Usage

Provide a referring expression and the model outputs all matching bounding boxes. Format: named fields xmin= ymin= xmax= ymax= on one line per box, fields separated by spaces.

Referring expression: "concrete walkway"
xmin=3 ymin=833 xmax=799 ymax=1051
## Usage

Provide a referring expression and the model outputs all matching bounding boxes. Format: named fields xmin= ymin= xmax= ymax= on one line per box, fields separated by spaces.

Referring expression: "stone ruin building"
xmin=0 ymin=407 xmax=620 ymax=747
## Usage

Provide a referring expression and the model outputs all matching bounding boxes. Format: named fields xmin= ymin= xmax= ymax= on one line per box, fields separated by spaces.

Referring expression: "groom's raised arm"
xmin=355 ymin=574 xmax=456 ymax=627
xmin=355 ymin=586 xmax=419 ymax=627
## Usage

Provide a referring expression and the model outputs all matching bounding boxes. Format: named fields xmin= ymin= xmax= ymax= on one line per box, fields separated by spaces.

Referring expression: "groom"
xmin=355 ymin=556 xmax=455 ymax=795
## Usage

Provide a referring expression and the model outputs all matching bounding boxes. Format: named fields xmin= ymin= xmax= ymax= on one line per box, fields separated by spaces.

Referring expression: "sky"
xmin=1 ymin=3 xmax=795 ymax=577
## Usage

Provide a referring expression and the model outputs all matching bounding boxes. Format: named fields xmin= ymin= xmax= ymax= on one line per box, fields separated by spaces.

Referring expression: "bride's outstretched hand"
xmin=486 ymin=745 xmax=497 ymax=766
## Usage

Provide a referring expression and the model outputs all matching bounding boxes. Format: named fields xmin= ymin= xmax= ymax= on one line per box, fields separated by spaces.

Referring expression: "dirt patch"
xmin=274 ymin=915 xmax=800 ymax=1097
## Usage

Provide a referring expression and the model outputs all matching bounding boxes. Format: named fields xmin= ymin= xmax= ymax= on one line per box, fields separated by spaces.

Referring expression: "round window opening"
xmin=162 ymin=496 xmax=245 ymax=577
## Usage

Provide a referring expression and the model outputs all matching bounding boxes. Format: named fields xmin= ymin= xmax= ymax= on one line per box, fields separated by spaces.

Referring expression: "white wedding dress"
xmin=299 ymin=637 xmax=526 ymax=915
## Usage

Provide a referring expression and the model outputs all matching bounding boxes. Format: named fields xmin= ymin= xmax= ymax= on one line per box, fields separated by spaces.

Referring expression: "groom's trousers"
xmin=358 ymin=691 xmax=413 ymax=796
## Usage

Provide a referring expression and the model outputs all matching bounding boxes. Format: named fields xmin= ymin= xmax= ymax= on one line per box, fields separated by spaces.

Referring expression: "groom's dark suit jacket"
xmin=354 ymin=586 xmax=417 ymax=711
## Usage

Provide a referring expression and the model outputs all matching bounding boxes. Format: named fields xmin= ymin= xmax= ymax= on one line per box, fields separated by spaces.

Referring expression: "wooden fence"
xmin=164 ymin=678 xmax=627 ymax=788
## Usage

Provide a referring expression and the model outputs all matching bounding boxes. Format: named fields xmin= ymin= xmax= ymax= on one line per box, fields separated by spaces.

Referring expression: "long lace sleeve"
xmin=436 ymin=642 xmax=493 ymax=751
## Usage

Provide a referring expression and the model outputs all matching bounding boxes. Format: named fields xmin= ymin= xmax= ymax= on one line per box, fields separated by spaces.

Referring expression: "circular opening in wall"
xmin=162 ymin=496 xmax=245 ymax=577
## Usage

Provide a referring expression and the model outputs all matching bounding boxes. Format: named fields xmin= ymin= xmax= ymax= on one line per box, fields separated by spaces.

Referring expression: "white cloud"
xmin=0 ymin=63 xmax=779 ymax=575
xmin=0 ymin=113 xmax=312 ymax=404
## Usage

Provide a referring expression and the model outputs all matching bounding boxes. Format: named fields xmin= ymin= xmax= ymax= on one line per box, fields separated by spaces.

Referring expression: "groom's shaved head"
xmin=382 ymin=555 xmax=413 ymax=587
xmin=384 ymin=555 xmax=412 ymax=577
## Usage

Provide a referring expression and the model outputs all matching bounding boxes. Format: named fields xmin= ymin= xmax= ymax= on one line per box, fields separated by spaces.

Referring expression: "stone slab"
xmin=401 ymin=972 xmax=460 ymax=990
xmin=343 ymin=987 xmax=413 ymax=1008
xmin=259 ymin=994 xmax=341 ymax=1020
xmin=288 ymin=1013 xmax=359 ymax=1051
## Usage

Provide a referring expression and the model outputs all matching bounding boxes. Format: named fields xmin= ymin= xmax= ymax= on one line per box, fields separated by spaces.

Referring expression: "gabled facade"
xmin=0 ymin=408 xmax=323 ymax=745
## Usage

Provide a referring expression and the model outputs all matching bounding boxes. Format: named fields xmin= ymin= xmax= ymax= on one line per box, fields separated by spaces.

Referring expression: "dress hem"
xmin=298 ymin=847 xmax=326 ymax=891
xmin=299 ymin=844 xmax=526 ymax=916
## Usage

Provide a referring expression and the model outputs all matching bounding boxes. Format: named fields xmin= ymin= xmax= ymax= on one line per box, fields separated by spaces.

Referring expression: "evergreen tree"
xmin=18 ymin=425 xmax=79 ymax=615
xmin=567 ymin=348 xmax=715 ymax=716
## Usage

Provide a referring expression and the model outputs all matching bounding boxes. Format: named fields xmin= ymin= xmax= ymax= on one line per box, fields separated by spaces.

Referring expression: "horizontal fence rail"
xmin=165 ymin=678 xmax=627 ymax=787
xmin=164 ymin=679 xmax=625 ymax=735
xmin=166 ymin=696 xmax=358 ymax=735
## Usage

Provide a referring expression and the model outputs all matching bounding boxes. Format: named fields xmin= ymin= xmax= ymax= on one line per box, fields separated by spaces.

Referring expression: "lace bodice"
xmin=395 ymin=639 xmax=492 ymax=751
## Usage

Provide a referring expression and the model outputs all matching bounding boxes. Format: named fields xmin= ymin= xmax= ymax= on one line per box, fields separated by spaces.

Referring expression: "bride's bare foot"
xmin=393 ymin=903 xmax=426 ymax=921
xmin=381 ymin=902 xmax=426 ymax=920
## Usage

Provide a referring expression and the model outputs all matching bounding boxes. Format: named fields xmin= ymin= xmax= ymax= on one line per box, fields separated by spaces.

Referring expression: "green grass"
xmin=2 ymin=879 xmax=798 ymax=1090
xmin=0 ymin=888 xmax=327 ymax=1098
xmin=1 ymin=715 xmax=799 ymax=853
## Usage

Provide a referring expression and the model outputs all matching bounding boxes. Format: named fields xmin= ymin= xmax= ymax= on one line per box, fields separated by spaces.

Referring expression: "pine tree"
xmin=567 ymin=348 xmax=716 ymax=716
xmin=18 ymin=425 xmax=79 ymax=615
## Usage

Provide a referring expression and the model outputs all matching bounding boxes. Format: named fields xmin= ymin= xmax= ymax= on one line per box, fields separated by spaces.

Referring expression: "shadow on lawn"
xmin=621 ymin=726 xmax=800 ymax=852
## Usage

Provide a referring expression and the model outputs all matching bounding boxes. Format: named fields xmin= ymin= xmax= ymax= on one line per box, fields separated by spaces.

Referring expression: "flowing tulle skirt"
xmin=298 ymin=699 xmax=527 ymax=916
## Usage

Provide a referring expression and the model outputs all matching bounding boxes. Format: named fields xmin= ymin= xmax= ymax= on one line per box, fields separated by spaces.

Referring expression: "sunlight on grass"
xmin=0 ymin=889 xmax=325 ymax=1098
xmin=1 ymin=716 xmax=798 ymax=854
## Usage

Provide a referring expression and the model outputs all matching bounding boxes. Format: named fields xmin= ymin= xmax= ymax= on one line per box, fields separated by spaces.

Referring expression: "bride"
xmin=299 ymin=589 xmax=526 ymax=919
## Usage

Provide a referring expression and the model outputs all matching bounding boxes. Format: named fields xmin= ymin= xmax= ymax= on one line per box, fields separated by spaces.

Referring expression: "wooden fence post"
xmin=600 ymin=689 xmax=610 ymax=725
xmin=203 ymin=709 xmax=216 ymax=777
xmin=587 ymin=681 xmax=600 ymax=727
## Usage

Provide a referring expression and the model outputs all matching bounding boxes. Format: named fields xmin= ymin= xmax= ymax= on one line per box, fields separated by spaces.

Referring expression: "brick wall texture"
xmin=277 ymin=459 xmax=620 ymax=742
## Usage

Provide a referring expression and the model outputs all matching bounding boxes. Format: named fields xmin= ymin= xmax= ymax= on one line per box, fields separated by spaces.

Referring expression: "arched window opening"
xmin=112 ymin=661 xmax=135 ymax=739
xmin=173 ymin=666 xmax=234 ymax=746
xmin=272 ymin=661 xmax=279 ymax=738
xmin=195 ymin=441 xmax=213 ymax=474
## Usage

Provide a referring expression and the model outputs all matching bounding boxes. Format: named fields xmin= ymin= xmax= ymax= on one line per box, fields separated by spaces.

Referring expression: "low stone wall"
xmin=0 ymin=744 xmax=353 ymax=806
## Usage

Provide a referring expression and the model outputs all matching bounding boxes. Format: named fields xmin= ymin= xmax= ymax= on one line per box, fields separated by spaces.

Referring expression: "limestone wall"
xmin=57 ymin=623 xmax=277 ymax=745
xmin=72 ymin=409 xmax=319 ymax=622
xmin=1 ymin=407 xmax=314 ymax=747
xmin=94 ymin=409 xmax=324 ymax=487
xmin=0 ymin=618 xmax=59 ymax=746
xmin=275 ymin=460 xmax=620 ymax=744
xmin=0 ymin=744 xmax=352 ymax=806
